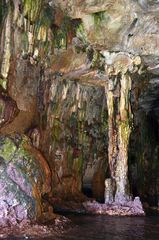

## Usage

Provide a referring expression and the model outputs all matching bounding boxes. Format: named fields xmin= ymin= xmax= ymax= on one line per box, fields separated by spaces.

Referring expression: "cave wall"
xmin=39 ymin=75 xmax=108 ymax=201
xmin=129 ymin=111 xmax=159 ymax=207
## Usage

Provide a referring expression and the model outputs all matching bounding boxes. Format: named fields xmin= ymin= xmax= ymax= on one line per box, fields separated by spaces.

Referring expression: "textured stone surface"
xmin=0 ymin=134 xmax=51 ymax=226
xmin=83 ymin=197 xmax=145 ymax=216
xmin=104 ymin=178 xmax=114 ymax=204
xmin=40 ymin=76 xmax=108 ymax=201
xmin=0 ymin=94 xmax=19 ymax=128
xmin=52 ymin=0 xmax=159 ymax=59
xmin=0 ymin=215 xmax=70 ymax=239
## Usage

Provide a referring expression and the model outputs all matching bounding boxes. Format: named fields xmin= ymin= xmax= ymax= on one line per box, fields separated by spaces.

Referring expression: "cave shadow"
xmin=128 ymin=109 xmax=159 ymax=210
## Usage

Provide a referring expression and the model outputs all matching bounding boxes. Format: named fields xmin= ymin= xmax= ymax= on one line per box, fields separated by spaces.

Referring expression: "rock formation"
xmin=0 ymin=0 xmax=159 ymax=236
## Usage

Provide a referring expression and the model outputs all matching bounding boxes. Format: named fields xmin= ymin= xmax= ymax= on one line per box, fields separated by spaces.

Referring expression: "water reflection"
xmin=5 ymin=215 xmax=159 ymax=240
xmin=56 ymin=215 xmax=159 ymax=240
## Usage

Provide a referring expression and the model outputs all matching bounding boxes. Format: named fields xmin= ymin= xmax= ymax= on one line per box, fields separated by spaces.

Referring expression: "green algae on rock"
xmin=0 ymin=134 xmax=51 ymax=225
xmin=40 ymin=77 xmax=108 ymax=201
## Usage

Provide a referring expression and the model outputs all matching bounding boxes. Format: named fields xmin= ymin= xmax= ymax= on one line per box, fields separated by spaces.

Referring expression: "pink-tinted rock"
xmin=0 ymin=215 xmax=71 ymax=239
xmin=83 ymin=197 xmax=145 ymax=216
xmin=0 ymin=134 xmax=51 ymax=227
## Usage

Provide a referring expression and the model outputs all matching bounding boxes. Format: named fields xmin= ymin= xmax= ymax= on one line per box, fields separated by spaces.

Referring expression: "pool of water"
xmin=58 ymin=215 xmax=159 ymax=240
xmin=5 ymin=215 xmax=159 ymax=240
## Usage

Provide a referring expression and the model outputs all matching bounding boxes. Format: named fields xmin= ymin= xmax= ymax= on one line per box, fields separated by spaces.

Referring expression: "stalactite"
xmin=1 ymin=3 xmax=12 ymax=82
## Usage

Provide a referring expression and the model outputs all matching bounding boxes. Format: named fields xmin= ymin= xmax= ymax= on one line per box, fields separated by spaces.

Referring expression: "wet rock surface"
xmin=83 ymin=197 xmax=145 ymax=216
xmin=0 ymin=134 xmax=51 ymax=226
xmin=0 ymin=215 xmax=71 ymax=239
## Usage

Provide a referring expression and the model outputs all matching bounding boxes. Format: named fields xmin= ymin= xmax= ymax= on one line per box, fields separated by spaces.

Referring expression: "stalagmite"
xmin=104 ymin=178 xmax=114 ymax=204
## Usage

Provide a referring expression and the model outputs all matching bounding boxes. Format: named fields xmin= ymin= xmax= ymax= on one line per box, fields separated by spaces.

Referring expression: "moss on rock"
xmin=0 ymin=134 xmax=51 ymax=224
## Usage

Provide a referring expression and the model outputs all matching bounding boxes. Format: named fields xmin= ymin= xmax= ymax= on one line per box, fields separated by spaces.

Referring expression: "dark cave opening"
xmin=82 ymin=175 xmax=105 ymax=203
xmin=82 ymin=184 xmax=105 ymax=203
xmin=82 ymin=186 xmax=93 ymax=199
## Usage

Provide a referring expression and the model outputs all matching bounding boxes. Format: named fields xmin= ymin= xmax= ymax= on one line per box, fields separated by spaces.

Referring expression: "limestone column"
xmin=115 ymin=73 xmax=132 ymax=202
xmin=105 ymin=54 xmax=136 ymax=204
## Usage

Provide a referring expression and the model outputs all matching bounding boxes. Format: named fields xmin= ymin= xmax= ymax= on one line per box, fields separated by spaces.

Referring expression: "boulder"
xmin=0 ymin=134 xmax=51 ymax=226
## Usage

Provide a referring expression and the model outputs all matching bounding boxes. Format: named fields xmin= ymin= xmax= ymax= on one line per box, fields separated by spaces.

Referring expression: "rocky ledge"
xmin=83 ymin=197 xmax=145 ymax=216
xmin=0 ymin=216 xmax=71 ymax=239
